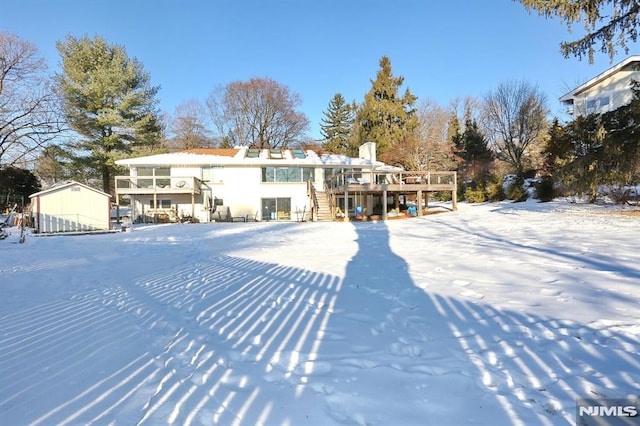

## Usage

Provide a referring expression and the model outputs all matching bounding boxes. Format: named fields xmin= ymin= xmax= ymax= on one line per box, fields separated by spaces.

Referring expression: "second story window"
xmin=262 ymin=167 xmax=315 ymax=183
xmin=202 ymin=166 xmax=223 ymax=182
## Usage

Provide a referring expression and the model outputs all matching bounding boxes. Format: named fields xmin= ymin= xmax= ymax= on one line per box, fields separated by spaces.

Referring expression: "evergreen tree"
xmin=357 ymin=56 xmax=418 ymax=157
xmin=463 ymin=119 xmax=494 ymax=180
xmin=558 ymin=114 xmax=605 ymax=201
xmin=55 ymin=35 xmax=162 ymax=194
xmin=447 ymin=112 xmax=461 ymax=147
xmin=517 ymin=0 xmax=640 ymax=62
xmin=320 ymin=94 xmax=354 ymax=154
xmin=541 ymin=118 xmax=572 ymax=177
xmin=454 ymin=109 xmax=494 ymax=185
xmin=0 ymin=166 xmax=41 ymax=201
xmin=550 ymin=94 xmax=640 ymax=202
xmin=345 ymin=101 xmax=364 ymax=157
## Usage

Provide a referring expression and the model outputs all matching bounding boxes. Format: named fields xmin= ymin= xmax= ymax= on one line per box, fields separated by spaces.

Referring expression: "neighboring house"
xmin=114 ymin=142 xmax=403 ymax=223
xmin=30 ymin=181 xmax=111 ymax=233
xmin=560 ymin=55 xmax=640 ymax=118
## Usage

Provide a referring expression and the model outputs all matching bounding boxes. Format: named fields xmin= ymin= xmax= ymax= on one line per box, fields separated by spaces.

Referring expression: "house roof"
xmin=30 ymin=181 xmax=111 ymax=199
xmin=115 ymin=147 xmax=401 ymax=170
xmin=559 ymin=55 xmax=640 ymax=103
xmin=181 ymin=148 xmax=240 ymax=157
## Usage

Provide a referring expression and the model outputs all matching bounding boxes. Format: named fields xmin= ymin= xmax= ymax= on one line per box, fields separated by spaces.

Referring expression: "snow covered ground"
xmin=0 ymin=200 xmax=638 ymax=425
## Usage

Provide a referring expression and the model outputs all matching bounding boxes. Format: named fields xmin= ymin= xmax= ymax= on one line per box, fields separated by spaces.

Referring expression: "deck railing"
xmin=114 ymin=175 xmax=202 ymax=194
xmin=325 ymin=170 xmax=456 ymax=189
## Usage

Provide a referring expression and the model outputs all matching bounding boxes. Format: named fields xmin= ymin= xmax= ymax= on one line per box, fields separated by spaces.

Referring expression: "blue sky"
xmin=3 ymin=0 xmax=639 ymax=140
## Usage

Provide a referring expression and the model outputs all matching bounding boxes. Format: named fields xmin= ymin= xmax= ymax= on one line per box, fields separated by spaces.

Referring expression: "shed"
xmin=29 ymin=182 xmax=111 ymax=233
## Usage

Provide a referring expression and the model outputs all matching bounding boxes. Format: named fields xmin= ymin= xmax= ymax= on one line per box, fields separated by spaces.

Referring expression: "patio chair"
xmin=215 ymin=206 xmax=231 ymax=222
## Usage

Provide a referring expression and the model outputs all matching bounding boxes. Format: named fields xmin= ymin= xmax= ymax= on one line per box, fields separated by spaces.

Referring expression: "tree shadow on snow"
xmin=322 ymin=220 xmax=640 ymax=425
xmin=0 ymin=220 xmax=638 ymax=425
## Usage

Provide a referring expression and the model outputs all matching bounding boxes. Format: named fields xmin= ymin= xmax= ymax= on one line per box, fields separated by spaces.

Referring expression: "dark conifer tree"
xmin=320 ymin=94 xmax=354 ymax=154
xmin=357 ymin=56 xmax=418 ymax=157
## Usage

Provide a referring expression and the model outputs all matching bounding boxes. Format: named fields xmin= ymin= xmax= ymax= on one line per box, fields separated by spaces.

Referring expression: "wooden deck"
xmin=323 ymin=171 xmax=457 ymax=220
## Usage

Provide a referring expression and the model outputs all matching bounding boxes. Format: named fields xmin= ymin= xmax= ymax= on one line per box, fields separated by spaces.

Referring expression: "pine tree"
xmin=55 ymin=35 xmax=162 ymax=194
xmin=451 ymin=106 xmax=494 ymax=185
xmin=320 ymin=94 xmax=354 ymax=154
xmin=461 ymin=117 xmax=494 ymax=183
xmin=357 ymin=56 xmax=418 ymax=157
xmin=517 ymin=0 xmax=640 ymax=62
xmin=447 ymin=112 xmax=461 ymax=147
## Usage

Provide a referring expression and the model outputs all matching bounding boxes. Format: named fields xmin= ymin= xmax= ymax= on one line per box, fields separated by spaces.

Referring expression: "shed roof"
xmin=30 ymin=181 xmax=111 ymax=199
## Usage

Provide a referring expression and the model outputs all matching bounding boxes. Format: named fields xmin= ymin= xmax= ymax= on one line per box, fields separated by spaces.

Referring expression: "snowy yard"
xmin=0 ymin=200 xmax=638 ymax=425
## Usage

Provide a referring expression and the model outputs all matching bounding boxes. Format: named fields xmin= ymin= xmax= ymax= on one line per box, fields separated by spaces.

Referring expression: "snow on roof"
xmin=29 ymin=181 xmax=111 ymax=198
xmin=115 ymin=147 xmax=397 ymax=169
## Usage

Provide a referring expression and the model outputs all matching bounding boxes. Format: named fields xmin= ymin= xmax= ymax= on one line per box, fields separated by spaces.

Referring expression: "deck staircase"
xmin=313 ymin=190 xmax=334 ymax=221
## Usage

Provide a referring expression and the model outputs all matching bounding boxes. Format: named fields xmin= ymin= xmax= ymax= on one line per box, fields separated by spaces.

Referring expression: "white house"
xmin=114 ymin=142 xmax=404 ymax=223
xmin=560 ymin=55 xmax=640 ymax=117
xmin=30 ymin=181 xmax=112 ymax=233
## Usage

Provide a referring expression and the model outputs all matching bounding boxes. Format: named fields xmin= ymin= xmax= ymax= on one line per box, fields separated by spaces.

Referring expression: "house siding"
xmin=115 ymin=144 xmax=399 ymax=223
xmin=561 ymin=57 xmax=640 ymax=117
xmin=572 ymin=70 xmax=637 ymax=116
xmin=31 ymin=183 xmax=111 ymax=233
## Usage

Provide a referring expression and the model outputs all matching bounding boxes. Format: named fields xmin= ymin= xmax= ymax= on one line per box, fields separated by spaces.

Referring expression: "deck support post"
xmin=191 ymin=192 xmax=195 ymax=222
xmin=452 ymin=172 xmax=458 ymax=211
xmin=382 ymin=188 xmax=388 ymax=220
xmin=344 ymin=189 xmax=349 ymax=222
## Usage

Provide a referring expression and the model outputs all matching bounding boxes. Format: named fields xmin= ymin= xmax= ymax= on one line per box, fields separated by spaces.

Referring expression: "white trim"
xmin=559 ymin=55 xmax=640 ymax=102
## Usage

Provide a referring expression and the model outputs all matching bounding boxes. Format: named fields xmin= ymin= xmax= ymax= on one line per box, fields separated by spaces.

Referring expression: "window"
xmin=138 ymin=167 xmax=169 ymax=176
xmin=138 ymin=167 xmax=170 ymax=187
xmin=292 ymin=149 xmax=306 ymax=159
xmin=600 ymin=96 xmax=610 ymax=107
xmin=150 ymin=199 xmax=172 ymax=209
xmin=247 ymin=149 xmax=260 ymax=158
xmin=586 ymin=99 xmax=597 ymax=112
xmin=269 ymin=149 xmax=284 ymax=159
xmin=336 ymin=197 xmax=355 ymax=211
xmin=262 ymin=167 xmax=315 ymax=182
xmin=202 ymin=166 xmax=224 ymax=182
xmin=262 ymin=198 xmax=291 ymax=221
xmin=302 ymin=168 xmax=314 ymax=182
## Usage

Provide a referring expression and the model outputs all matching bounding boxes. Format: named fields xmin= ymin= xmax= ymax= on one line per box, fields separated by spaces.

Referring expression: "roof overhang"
xmin=559 ymin=55 xmax=640 ymax=103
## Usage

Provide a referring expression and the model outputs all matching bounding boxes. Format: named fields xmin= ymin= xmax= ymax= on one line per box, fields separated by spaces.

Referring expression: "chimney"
xmin=359 ymin=142 xmax=376 ymax=162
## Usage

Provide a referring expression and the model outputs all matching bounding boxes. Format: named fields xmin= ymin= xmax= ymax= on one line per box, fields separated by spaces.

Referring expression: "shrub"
xmin=457 ymin=180 xmax=469 ymax=201
xmin=506 ymin=177 xmax=528 ymax=202
xmin=486 ymin=176 xmax=506 ymax=202
xmin=535 ymin=176 xmax=555 ymax=202
xmin=431 ymin=191 xmax=452 ymax=202
xmin=464 ymin=188 xmax=487 ymax=203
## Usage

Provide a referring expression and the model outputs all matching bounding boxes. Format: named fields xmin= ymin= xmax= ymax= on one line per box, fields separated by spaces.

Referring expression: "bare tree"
xmin=482 ymin=80 xmax=548 ymax=174
xmin=206 ymin=77 xmax=309 ymax=149
xmin=0 ymin=32 xmax=64 ymax=167
xmin=380 ymin=99 xmax=455 ymax=171
xmin=167 ymin=99 xmax=213 ymax=151
xmin=416 ymin=100 xmax=457 ymax=171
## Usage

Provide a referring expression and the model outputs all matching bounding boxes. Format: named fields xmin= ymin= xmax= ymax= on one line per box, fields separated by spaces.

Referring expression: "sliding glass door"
xmin=261 ymin=198 xmax=291 ymax=221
